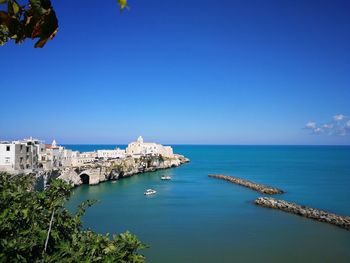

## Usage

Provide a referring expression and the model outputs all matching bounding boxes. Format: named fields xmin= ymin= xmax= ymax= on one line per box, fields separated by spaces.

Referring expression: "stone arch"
xmin=80 ymin=173 xmax=90 ymax=185
xmin=147 ymin=159 xmax=152 ymax=167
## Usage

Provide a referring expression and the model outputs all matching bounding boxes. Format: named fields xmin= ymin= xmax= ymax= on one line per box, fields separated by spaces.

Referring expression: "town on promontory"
xmin=0 ymin=136 xmax=189 ymax=188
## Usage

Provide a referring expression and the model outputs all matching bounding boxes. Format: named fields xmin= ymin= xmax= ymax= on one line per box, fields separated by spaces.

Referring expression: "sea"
xmin=64 ymin=145 xmax=350 ymax=263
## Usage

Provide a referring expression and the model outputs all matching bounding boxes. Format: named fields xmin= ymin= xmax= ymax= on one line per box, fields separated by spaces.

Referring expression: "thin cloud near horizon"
xmin=305 ymin=114 xmax=350 ymax=136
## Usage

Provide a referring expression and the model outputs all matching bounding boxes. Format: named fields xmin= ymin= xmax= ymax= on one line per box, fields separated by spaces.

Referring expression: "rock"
xmin=52 ymin=154 xmax=189 ymax=187
xmin=58 ymin=168 xmax=80 ymax=186
xmin=255 ymin=197 xmax=350 ymax=231
xmin=208 ymin=174 xmax=284 ymax=195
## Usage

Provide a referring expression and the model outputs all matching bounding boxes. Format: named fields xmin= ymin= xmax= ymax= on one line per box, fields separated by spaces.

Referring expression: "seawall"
xmin=255 ymin=197 xmax=350 ymax=231
xmin=208 ymin=174 xmax=284 ymax=194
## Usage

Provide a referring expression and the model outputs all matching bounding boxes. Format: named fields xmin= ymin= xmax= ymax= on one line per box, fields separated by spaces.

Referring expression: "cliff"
xmin=46 ymin=154 xmax=190 ymax=187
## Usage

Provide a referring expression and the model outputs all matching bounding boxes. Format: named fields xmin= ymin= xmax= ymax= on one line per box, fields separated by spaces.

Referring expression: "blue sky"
xmin=0 ymin=0 xmax=349 ymax=144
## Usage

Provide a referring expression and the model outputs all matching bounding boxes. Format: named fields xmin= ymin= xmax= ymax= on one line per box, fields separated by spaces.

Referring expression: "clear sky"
xmin=0 ymin=0 xmax=349 ymax=144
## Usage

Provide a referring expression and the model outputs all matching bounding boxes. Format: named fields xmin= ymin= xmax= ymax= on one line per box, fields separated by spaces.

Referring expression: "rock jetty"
xmin=255 ymin=197 xmax=350 ymax=231
xmin=208 ymin=174 xmax=284 ymax=195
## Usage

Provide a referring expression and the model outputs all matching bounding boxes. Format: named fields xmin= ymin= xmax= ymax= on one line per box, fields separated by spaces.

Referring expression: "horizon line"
xmin=60 ymin=143 xmax=350 ymax=146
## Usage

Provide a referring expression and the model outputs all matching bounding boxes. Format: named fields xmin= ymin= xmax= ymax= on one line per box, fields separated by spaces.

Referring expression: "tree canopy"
xmin=0 ymin=0 xmax=128 ymax=47
xmin=0 ymin=172 xmax=146 ymax=262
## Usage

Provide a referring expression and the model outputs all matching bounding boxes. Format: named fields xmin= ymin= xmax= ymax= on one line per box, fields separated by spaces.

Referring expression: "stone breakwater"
xmin=255 ymin=197 xmax=350 ymax=231
xmin=208 ymin=174 xmax=284 ymax=195
xmin=34 ymin=154 xmax=189 ymax=188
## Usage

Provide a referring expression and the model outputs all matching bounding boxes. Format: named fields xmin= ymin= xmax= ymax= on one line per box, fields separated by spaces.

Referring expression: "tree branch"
xmin=43 ymin=208 xmax=55 ymax=256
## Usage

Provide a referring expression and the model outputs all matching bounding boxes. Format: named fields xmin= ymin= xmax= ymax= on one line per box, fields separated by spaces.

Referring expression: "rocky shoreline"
xmin=34 ymin=154 xmax=189 ymax=189
xmin=255 ymin=197 xmax=350 ymax=231
xmin=208 ymin=174 xmax=284 ymax=195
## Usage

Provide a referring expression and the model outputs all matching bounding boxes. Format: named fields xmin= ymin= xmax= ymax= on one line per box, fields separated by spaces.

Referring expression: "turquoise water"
xmin=66 ymin=145 xmax=350 ymax=263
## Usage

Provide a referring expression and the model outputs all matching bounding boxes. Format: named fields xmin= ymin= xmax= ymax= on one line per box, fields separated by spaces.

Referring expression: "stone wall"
xmin=208 ymin=174 xmax=284 ymax=195
xmin=255 ymin=197 xmax=350 ymax=231
xmin=32 ymin=169 xmax=61 ymax=190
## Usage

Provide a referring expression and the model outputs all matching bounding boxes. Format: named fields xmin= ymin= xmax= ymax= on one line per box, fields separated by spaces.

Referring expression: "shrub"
xmin=0 ymin=172 xmax=146 ymax=262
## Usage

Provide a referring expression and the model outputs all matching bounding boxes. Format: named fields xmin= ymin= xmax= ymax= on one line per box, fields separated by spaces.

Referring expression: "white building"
xmin=125 ymin=136 xmax=173 ymax=158
xmin=0 ymin=137 xmax=43 ymax=173
xmin=42 ymin=140 xmax=79 ymax=169
xmin=71 ymin=151 xmax=97 ymax=166
xmin=42 ymin=140 xmax=99 ymax=168
xmin=79 ymin=151 xmax=97 ymax=158
xmin=97 ymin=148 xmax=126 ymax=160
xmin=1 ymin=136 xmax=175 ymax=173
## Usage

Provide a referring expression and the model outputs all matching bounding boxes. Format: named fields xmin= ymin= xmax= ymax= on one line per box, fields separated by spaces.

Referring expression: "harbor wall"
xmin=255 ymin=197 xmax=350 ymax=231
xmin=208 ymin=174 xmax=284 ymax=194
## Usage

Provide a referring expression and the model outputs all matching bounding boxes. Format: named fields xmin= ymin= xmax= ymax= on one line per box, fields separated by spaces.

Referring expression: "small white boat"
xmin=144 ymin=189 xmax=157 ymax=195
xmin=161 ymin=176 xmax=172 ymax=180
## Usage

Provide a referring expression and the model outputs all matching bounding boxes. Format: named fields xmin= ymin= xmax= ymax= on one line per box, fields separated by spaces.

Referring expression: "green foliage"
xmin=0 ymin=0 xmax=128 ymax=47
xmin=0 ymin=0 xmax=59 ymax=47
xmin=0 ymin=172 xmax=146 ymax=262
xmin=118 ymin=0 xmax=129 ymax=12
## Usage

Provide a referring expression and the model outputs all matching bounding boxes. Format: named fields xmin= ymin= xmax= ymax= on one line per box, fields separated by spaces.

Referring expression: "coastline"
xmin=34 ymin=154 xmax=190 ymax=189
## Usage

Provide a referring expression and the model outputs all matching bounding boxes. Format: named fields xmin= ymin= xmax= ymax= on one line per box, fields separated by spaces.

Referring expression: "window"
xmin=26 ymin=146 xmax=30 ymax=153
xmin=6 ymin=146 xmax=10 ymax=151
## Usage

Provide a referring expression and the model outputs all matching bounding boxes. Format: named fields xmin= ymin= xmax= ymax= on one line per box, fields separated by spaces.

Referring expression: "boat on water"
xmin=144 ymin=189 xmax=157 ymax=195
xmin=161 ymin=176 xmax=172 ymax=180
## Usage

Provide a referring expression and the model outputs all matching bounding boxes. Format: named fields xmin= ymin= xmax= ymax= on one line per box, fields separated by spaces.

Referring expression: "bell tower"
xmin=137 ymin=136 xmax=144 ymax=144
